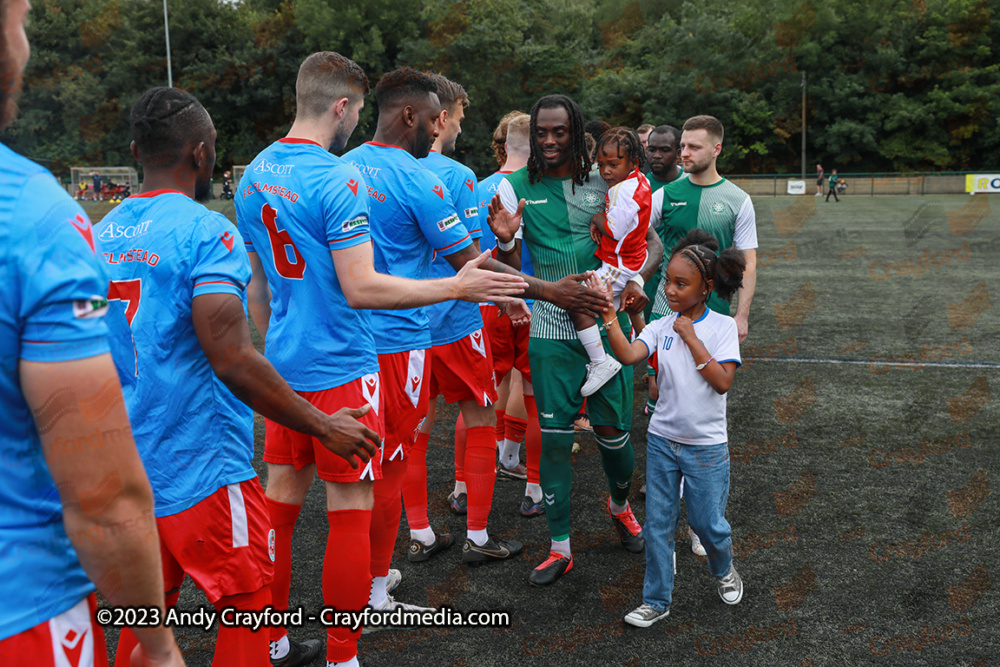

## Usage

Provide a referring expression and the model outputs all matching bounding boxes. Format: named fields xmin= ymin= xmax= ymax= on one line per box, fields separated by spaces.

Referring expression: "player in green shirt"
xmin=643 ymin=125 xmax=687 ymax=321
xmin=489 ymin=94 xmax=664 ymax=586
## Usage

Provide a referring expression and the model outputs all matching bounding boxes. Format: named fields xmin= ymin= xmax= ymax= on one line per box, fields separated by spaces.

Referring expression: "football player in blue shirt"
xmin=239 ymin=54 xmax=526 ymax=667
xmin=0 ymin=4 xmax=183 ymax=665
xmin=101 ymin=87 xmax=389 ymax=667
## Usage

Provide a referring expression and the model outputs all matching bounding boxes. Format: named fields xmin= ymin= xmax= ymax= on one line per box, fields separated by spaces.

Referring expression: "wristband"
xmin=498 ymin=238 xmax=516 ymax=252
xmin=695 ymin=356 xmax=714 ymax=371
xmin=628 ymin=274 xmax=645 ymax=290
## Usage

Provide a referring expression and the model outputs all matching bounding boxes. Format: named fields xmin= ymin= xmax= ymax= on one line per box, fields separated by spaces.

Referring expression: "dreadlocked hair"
xmin=595 ymin=126 xmax=647 ymax=172
xmin=527 ymin=94 xmax=590 ymax=192
xmin=130 ymin=87 xmax=212 ymax=168
xmin=670 ymin=229 xmax=745 ymax=303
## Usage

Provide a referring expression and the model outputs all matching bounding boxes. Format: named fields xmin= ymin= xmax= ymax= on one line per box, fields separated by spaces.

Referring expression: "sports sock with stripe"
xmin=325 ymin=509 xmax=371 ymax=664
xmin=454 ymin=412 xmax=466 ymax=485
xmin=538 ymin=426 xmax=575 ymax=540
xmin=401 ymin=431 xmax=431 ymax=531
xmin=464 ymin=425 xmax=497 ymax=532
xmin=596 ymin=431 xmax=635 ymax=506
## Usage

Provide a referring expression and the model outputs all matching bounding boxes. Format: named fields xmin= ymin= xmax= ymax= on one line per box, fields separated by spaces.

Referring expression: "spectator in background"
xmin=637 ymin=123 xmax=654 ymax=151
xmin=826 ymin=168 xmax=840 ymax=202
xmin=815 ymin=164 xmax=824 ymax=197
xmin=91 ymin=170 xmax=102 ymax=201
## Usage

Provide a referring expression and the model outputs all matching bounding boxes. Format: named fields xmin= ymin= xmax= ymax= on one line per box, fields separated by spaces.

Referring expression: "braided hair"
xmin=595 ymin=126 xmax=647 ymax=172
xmin=527 ymin=94 xmax=591 ymax=191
xmin=670 ymin=229 xmax=745 ymax=303
xmin=130 ymin=87 xmax=212 ymax=167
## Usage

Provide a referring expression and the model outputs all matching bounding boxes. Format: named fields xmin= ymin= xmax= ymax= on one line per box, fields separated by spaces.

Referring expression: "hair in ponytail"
xmin=670 ymin=229 xmax=745 ymax=302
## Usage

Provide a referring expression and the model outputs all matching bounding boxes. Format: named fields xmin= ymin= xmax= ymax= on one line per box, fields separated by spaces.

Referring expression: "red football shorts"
xmin=378 ymin=348 xmax=431 ymax=462
xmin=481 ymin=304 xmax=531 ymax=384
xmin=0 ymin=595 xmax=107 ymax=667
xmin=157 ymin=478 xmax=274 ymax=603
xmin=429 ymin=329 xmax=499 ymax=407
xmin=264 ymin=373 xmax=385 ymax=483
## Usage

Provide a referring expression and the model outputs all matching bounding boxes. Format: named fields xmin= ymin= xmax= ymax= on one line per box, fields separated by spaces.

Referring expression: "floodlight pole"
xmin=801 ymin=71 xmax=806 ymax=179
xmin=163 ymin=0 xmax=173 ymax=87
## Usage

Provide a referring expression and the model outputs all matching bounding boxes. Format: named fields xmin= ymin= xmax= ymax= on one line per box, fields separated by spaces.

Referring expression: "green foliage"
xmin=4 ymin=0 xmax=1000 ymax=178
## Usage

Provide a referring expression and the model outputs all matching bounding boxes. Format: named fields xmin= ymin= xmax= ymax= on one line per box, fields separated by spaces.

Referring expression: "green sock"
xmin=596 ymin=431 xmax=635 ymax=505
xmin=538 ymin=428 xmax=575 ymax=541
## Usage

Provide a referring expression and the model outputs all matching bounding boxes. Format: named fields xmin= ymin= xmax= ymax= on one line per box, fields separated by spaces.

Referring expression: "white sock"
xmin=525 ymin=483 xmax=542 ymax=503
xmin=270 ymin=635 xmax=290 ymax=660
xmin=500 ymin=440 xmax=520 ymax=469
xmin=369 ymin=576 xmax=388 ymax=609
xmin=578 ymin=325 xmax=606 ymax=363
xmin=467 ymin=528 xmax=489 ymax=546
xmin=453 ymin=481 xmax=467 ymax=495
xmin=329 ymin=657 xmax=359 ymax=667
xmin=551 ymin=538 xmax=571 ymax=557
xmin=410 ymin=527 xmax=435 ymax=546
xmin=610 ymin=498 xmax=629 ymax=515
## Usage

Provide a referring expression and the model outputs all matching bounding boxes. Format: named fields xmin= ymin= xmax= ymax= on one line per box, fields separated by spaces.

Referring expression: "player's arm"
xmin=246 ymin=250 xmax=272 ymax=340
xmin=332 ymin=242 xmax=525 ymax=309
xmin=20 ymin=355 xmax=184 ymax=666
xmin=734 ymin=248 xmax=756 ymax=344
xmin=732 ymin=198 xmax=758 ymax=344
xmin=191 ymin=293 xmax=378 ymax=468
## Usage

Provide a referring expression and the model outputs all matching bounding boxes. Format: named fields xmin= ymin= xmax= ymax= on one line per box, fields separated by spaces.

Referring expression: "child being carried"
xmin=576 ymin=126 xmax=652 ymax=397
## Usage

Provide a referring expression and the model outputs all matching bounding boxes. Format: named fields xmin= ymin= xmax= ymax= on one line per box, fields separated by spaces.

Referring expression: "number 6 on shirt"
xmin=260 ymin=203 xmax=306 ymax=279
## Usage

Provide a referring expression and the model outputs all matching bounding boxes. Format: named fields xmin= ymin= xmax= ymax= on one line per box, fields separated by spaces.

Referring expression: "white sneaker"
xmin=363 ymin=595 xmax=435 ymax=633
xmin=624 ymin=603 xmax=670 ymax=628
xmin=717 ymin=565 xmax=744 ymax=605
xmin=386 ymin=568 xmax=401 ymax=593
xmin=689 ymin=527 xmax=707 ymax=557
xmin=580 ymin=356 xmax=622 ymax=397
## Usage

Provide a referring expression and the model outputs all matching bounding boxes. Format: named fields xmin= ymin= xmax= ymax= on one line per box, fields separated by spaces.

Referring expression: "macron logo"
xmin=220 ymin=231 xmax=234 ymax=252
xmin=432 ymin=185 xmax=445 ymax=199
xmin=346 ymin=179 xmax=359 ymax=196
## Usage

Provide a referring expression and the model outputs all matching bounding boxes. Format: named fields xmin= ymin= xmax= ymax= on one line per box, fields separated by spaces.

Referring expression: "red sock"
xmin=371 ymin=456 xmax=407 ymax=577
xmin=505 ymin=415 xmax=527 ymax=445
xmin=114 ymin=590 xmax=179 ymax=666
xmin=325 ymin=509 xmax=371 ymax=664
xmin=402 ymin=432 xmax=431 ymax=531
xmin=212 ymin=587 xmax=271 ymax=667
xmin=524 ymin=394 xmax=541 ymax=485
xmin=465 ymin=425 xmax=497 ymax=531
xmin=494 ymin=409 xmax=506 ymax=443
xmin=265 ymin=498 xmax=301 ymax=643
xmin=454 ymin=413 xmax=466 ymax=484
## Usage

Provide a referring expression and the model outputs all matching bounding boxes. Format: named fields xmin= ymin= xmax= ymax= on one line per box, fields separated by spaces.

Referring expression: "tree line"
xmin=5 ymin=0 xmax=999 ymax=180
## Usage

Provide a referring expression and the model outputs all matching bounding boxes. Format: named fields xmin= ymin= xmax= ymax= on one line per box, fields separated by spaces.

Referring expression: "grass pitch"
xmin=89 ymin=193 xmax=998 ymax=665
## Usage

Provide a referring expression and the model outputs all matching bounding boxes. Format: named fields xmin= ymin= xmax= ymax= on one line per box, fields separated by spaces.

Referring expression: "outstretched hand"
xmin=619 ymin=280 xmax=649 ymax=314
xmin=505 ymin=298 xmax=531 ymax=327
xmin=487 ymin=194 xmax=524 ymax=243
xmin=454 ymin=250 xmax=527 ymax=303
xmin=585 ymin=273 xmax=617 ymax=323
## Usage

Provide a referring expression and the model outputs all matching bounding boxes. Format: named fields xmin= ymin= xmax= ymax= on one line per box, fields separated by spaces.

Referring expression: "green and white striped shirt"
xmin=650 ymin=177 xmax=757 ymax=318
xmin=499 ymin=168 xmax=608 ymax=340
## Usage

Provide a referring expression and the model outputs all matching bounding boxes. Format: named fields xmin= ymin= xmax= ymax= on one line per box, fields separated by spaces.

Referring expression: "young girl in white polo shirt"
xmin=590 ymin=228 xmax=746 ymax=627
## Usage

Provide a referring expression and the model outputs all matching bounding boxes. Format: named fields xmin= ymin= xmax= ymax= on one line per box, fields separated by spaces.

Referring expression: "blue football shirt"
xmin=96 ymin=190 xmax=256 ymax=518
xmin=0 ymin=144 xmax=108 ymax=638
xmin=235 ymin=138 xmax=379 ymax=390
xmin=344 ymin=142 xmax=474 ymax=354
xmin=420 ymin=151 xmax=484 ymax=345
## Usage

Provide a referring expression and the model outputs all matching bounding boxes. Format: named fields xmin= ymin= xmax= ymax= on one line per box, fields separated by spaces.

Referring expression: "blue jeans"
xmin=643 ymin=433 xmax=733 ymax=611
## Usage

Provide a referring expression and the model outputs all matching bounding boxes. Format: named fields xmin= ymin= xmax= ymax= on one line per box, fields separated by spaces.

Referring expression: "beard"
xmin=412 ymin=123 xmax=434 ymax=159
xmin=684 ymin=155 xmax=712 ymax=175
